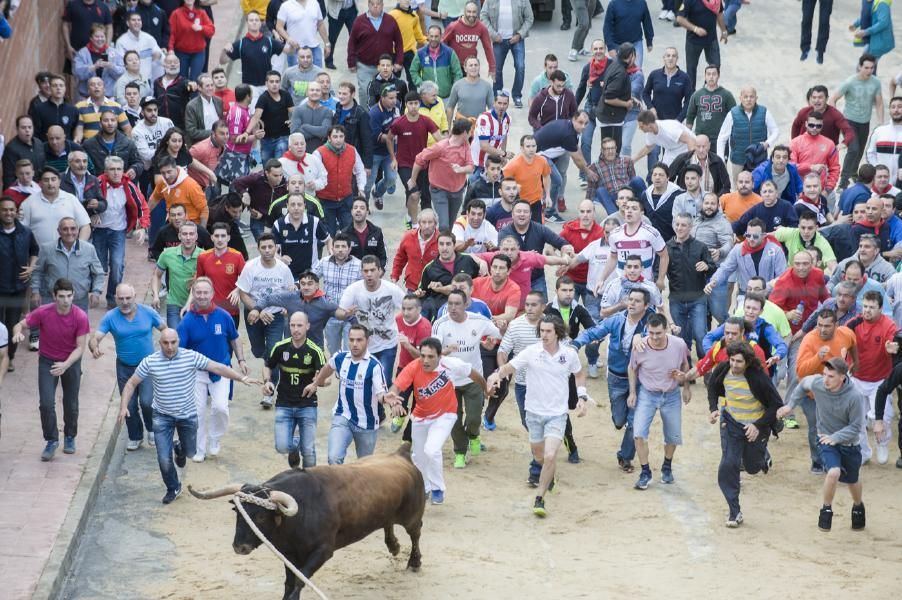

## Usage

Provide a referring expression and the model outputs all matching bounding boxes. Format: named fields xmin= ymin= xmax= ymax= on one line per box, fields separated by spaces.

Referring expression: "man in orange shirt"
xmin=148 ymin=157 xmax=209 ymax=227
xmin=387 ymin=337 xmax=487 ymax=505
xmin=503 ymin=134 xmax=552 ymax=223
xmin=719 ymin=170 xmax=761 ymax=222
xmin=795 ymin=308 xmax=859 ymax=472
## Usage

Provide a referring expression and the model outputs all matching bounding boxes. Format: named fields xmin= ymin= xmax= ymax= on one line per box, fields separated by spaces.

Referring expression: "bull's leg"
xmin=384 ymin=525 xmax=401 ymax=556
xmin=405 ymin=520 xmax=423 ymax=571
xmin=284 ymin=546 xmax=333 ymax=599
xmin=283 ymin=564 xmax=300 ymax=600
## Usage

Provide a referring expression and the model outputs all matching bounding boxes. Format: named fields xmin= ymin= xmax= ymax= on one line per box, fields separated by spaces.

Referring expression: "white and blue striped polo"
xmin=329 ymin=351 xmax=387 ymax=430
xmin=135 ymin=348 xmax=210 ymax=418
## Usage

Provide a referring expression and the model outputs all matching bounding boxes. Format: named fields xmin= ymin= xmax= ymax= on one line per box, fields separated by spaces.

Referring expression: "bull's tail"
xmin=395 ymin=441 xmax=413 ymax=461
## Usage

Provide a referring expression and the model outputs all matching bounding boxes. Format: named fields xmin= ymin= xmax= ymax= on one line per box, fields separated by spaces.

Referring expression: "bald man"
xmin=716 ymin=87 xmax=780 ymax=186
xmin=118 ymin=328 xmax=260 ymax=504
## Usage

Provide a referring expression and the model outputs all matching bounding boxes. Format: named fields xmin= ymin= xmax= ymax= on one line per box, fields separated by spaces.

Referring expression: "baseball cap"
xmin=825 ymin=357 xmax=849 ymax=376
xmin=140 ymin=96 xmax=159 ymax=108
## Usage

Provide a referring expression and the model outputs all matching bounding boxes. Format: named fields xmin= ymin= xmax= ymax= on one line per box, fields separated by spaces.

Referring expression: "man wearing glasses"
xmin=789 ymin=111 xmax=840 ymax=207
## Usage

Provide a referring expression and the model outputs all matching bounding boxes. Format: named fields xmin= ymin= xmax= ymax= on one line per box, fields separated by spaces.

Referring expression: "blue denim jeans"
xmin=149 ymin=201 xmax=167 ymax=249
xmin=530 ymin=275 xmax=547 ymax=302
xmin=246 ymin=311 xmax=285 ymax=360
xmin=166 ymin=303 xmax=183 ymax=329
xmin=669 ymin=297 xmax=708 ymax=360
xmin=622 ymin=118 xmax=639 ymax=157
xmin=515 ymin=383 xmax=542 ymax=478
xmin=91 ymin=227 xmax=126 ymax=306
xmin=547 ymin=154 xmax=568 ymax=218
xmin=607 ymin=373 xmax=636 ymax=461
xmin=321 ymin=195 xmax=353 ymax=237
xmin=633 ymin=39 xmax=645 ymax=70
xmin=724 ymin=0 xmax=742 ymax=31
xmin=593 ymin=176 xmax=647 ymax=214
xmin=492 ymin=39 xmax=526 ymax=100
xmin=364 ymin=153 xmax=397 ymax=200
xmin=581 ymin=109 xmax=597 ymax=168
xmin=581 ymin=290 xmax=602 ymax=366
xmin=373 ymin=345 xmax=398 ymax=388
xmin=260 ymin=136 xmax=289 ymax=165
xmin=275 ymin=406 xmax=318 ymax=467
xmin=324 ymin=317 xmax=350 ymax=355
xmin=117 ymin=360 xmax=153 ymax=442
xmin=153 ymin=412 xmax=197 ymax=493
xmin=707 ymin=277 xmax=729 ymax=324
xmin=249 ymin=217 xmax=266 ymax=242
xmin=634 ymin=387 xmax=683 ymax=444
xmin=175 ymin=50 xmax=205 ymax=81
xmin=327 ymin=414 xmax=378 ymax=464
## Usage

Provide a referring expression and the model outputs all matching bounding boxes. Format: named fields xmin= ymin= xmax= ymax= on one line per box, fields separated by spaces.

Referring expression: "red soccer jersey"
xmin=196 ymin=248 xmax=245 ymax=315
xmin=390 ymin=115 xmax=438 ymax=168
xmin=396 ymin=313 xmax=433 ymax=370
xmin=847 ymin=314 xmax=897 ymax=382
xmin=472 ymin=275 xmax=521 ymax=316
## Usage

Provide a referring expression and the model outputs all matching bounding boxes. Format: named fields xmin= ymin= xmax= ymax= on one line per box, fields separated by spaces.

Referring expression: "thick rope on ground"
xmin=233 ymin=495 xmax=330 ymax=600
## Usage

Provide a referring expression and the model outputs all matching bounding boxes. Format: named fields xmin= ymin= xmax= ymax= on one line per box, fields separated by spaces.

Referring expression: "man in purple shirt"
xmin=12 ymin=278 xmax=90 ymax=461
xmin=628 ymin=312 xmax=690 ymax=491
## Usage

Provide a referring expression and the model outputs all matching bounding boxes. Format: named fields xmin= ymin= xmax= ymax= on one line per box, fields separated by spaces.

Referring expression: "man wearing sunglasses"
xmin=789 ymin=111 xmax=840 ymax=203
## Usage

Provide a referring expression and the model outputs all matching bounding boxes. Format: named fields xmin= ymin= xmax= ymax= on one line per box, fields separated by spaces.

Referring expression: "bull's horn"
xmin=269 ymin=490 xmax=298 ymax=516
xmin=188 ymin=484 xmax=242 ymax=499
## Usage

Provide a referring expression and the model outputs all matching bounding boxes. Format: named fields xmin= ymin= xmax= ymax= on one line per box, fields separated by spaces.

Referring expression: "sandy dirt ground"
xmin=61 ymin=1 xmax=902 ymax=598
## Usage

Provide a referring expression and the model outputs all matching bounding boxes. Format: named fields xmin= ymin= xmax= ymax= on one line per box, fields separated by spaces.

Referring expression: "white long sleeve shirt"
xmin=716 ymin=107 xmax=780 ymax=162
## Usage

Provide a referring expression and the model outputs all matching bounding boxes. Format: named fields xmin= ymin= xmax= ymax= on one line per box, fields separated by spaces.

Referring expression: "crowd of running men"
xmin=0 ymin=0 xmax=900 ymax=528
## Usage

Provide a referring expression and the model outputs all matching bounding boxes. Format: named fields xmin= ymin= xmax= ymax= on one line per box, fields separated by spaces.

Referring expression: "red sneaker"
xmin=557 ymin=197 xmax=567 ymax=213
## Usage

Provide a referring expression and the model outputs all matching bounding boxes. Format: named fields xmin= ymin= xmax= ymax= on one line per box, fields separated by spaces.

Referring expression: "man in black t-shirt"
xmin=220 ymin=11 xmax=286 ymax=88
xmin=263 ymin=311 xmax=327 ymax=469
xmin=675 ymin=0 xmax=729 ymax=89
xmin=247 ymin=71 xmax=295 ymax=164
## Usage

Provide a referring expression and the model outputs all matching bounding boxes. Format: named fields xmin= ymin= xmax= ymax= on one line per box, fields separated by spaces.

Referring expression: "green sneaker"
xmin=454 ymin=453 xmax=467 ymax=469
xmin=533 ymin=496 xmax=547 ymax=518
xmin=469 ymin=437 xmax=482 ymax=456
xmin=784 ymin=417 xmax=800 ymax=430
xmin=390 ymin=416 xmax=404 ymax=433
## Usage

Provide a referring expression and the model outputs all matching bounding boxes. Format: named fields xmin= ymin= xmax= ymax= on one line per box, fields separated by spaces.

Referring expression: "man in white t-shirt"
xmin=452 ymin=199 xmax=499 ymax=253
xmin=276 ymin=0 xmax=330 ymax=68
xmin=597 ymin=196 xmax=668 ymax=288
xmin=339 ymin=254 xmax=406 ymax=388
xmin=567 ymin=214 xmax=620 ymax=324
xmin=632 ymin=110 xmax=697 ymax=166
xmin=238 ymin=233 xmax=296 ymax=408
xmin=488 ymin=314 xmax=590 ymax=518
xmin=433 ymin=289 xmax=501 ymax=468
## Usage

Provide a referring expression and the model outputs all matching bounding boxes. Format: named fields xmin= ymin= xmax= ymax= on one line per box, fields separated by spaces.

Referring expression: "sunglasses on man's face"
xmin=807 ymin=122 xmax=823 ymax=129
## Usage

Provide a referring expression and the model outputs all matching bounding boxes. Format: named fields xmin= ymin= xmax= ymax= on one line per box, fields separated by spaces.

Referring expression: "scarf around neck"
xmin=282 ymin=150 xmax=308 ymax=174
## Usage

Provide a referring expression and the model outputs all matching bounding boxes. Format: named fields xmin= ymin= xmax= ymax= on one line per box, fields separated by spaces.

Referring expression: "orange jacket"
xmin=391 ymin=229 xmax=439 ymax=290
xmin=150 ymin=167 xmax=209 ymax=225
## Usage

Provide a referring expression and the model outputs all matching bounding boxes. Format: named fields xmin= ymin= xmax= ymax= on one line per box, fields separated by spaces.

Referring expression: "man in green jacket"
xmin=410 ymin=25 xmax=463 ymax=99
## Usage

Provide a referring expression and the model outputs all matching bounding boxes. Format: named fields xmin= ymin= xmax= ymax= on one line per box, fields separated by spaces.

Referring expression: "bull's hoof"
xmin=387 ymin=542 xmax=401 ymax=556
xmin=407 ymin=563 xmax=421 ymax=572
xmin=407 ymin=555 xmax=422 ymax=571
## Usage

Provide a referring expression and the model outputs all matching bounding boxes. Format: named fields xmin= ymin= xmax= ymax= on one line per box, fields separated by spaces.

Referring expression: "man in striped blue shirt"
xmin=117 ymin=329 xmax=260 ymax=504
xmin=304 ymin=324 xmax=401 ymax=465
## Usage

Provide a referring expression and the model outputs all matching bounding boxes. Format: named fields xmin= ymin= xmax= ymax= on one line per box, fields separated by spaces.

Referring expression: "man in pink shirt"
xmin=789 ymin=110 xmax=840 ymax=196
xmin=477 ymin=235 xmax=570 ymax=308
xmin=12 ymin=278 xmax=90 ymax=461
xmin=409 ymin=119 xmax=475 ymax=230
xmin=188 ymin=120 xmax=228 ymax=194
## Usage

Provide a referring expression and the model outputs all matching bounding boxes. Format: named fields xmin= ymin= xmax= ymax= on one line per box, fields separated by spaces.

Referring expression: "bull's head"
xmin=188 ymin=484 xmax=298 ymax=555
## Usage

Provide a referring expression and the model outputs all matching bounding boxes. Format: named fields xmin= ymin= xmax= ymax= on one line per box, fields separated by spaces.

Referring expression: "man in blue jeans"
xmin=117 ymin=328 xmax=260 ymax=504
xmin=304 ymin=324 xmax=395 ymax=464
xmin=89 ymin=283 xmax=166 ymax=451
xmin=628 ymin=313 xmax=691 ymax=490
xmin=481 ymin=0 xmax=534 ymax=108
xmin=264 ymin=311 xmax=327 ymax=468
xmin=666 ymin=213 xmax=716 ymax=363
xmin=573 ymin=288 xmax=653 ymax=473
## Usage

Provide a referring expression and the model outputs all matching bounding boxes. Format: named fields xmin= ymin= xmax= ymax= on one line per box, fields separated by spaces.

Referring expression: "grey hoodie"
xmin=691 ymin=208 xmax=734 ymax=265
xmin=788 ymin=375 xmax=863 ymax=445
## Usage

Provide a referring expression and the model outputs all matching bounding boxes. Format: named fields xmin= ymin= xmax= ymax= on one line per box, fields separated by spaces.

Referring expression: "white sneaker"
xmin=658 ymin=9 xmax=668 ymax=19
xmin=568 ymin=49 xmax=578 ymax=62
xmin=665 ymin=10 xmax=675 ymax=20
xmin=147 ymin=431 xmax=155 ymax=446
xmin=260 ymin=395 xmax=274 ymax=409
xmin=588 ymin=363 xmax=599 ymax=379
xmin=876 ymin=443 xmax=889 ymax=465
xmin=192 ymin=453 xmax=206 ymax=463
xmin=208 ymin=440 xmax=221 ymax=457
xmin=126 ymin=439 xmax=142 ymax=451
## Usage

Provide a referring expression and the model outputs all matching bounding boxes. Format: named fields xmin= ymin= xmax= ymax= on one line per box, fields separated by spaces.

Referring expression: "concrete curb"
xmin=32 ymin=391 xmax=122 ymax=600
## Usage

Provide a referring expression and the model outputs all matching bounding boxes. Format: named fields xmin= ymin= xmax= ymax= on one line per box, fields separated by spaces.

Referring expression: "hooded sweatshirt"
xmin=641 ymin=181 xmax=683 ymax=241
xmin=149 ymin=166 xmax=209 ymax=225
xmin=692 ymin=208 xmax=734 ymax=265
xmin=788 ymin=375 xmax=864 ymax=444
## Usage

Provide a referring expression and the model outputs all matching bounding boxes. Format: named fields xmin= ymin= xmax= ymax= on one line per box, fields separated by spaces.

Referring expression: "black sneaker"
xmin=162 ymin=484 xmax=182 ymax=505
xmin=560 ymin=21 xmax=571 ymax=30
xmin=618 ymin=457 xmax=634 ymax=473
xmin=174 ymin=440 xmax=186 ymax=468
xmin=568 ymin=449 xmax=581 ymax=464
xmin=527 ymin=472 xmax=539 ymax=487
xmin=325 ymin=60 xmax=336 ymax=70
xmin=818 ymin=506 xmax=833 ymax=532
xmin=533 ymin=496 xmax=547 ymax=517
xmin=896 ymin=456 xmax=902 ymax=469
xmin=851 ymin=503 xmax=866 ymax=531
xmin=514 ymin=98 xmax=523 ymax=109
xmin=288 ymin=449 xmax=301 ymax=469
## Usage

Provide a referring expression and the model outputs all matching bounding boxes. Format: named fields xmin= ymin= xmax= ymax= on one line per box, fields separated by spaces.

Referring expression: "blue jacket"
xmin=642 ymin=68 xmax=692 ymax=121
xmin=838 ymin=181 xmax=872 ymax=214
xmin=0 ymin=222 xmax=38 ymax=294
xmin=752 ymin=160 xmax=804 ymax=203
xmin=729 ymin=104 xmax=768 ymax=166
xmin=573 ymin=308 xmax=655 ymax=377
xmin=368 ymin=102 xmax=399 ymax=154
xmin=703 ymin=317 xmax=788 ymax=360
xmin=603 ymin=0 xmax=654 ymax=49
xmin=857 ymin=0 xmax=895 ymax=58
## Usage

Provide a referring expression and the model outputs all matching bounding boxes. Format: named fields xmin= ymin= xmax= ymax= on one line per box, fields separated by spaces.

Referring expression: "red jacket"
xmin=769 ymin=267 xmax=830 ymax=334
xmin=169 ymin=7 xmax=215 ymax=54
xmin=391 ymin=228 xmax=439 ymax=290
xmin=317 ymin=144 xmax=360 ymax=201
xmin=847 ymin=314 xmax=897 ymax=382
xmin=789 ymin=133 xmax=840 ymax=191
xmin=98 ymin=174 xmax=150 ymax=231
xmin=560 ymin=219 xmax=603 ymax=284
